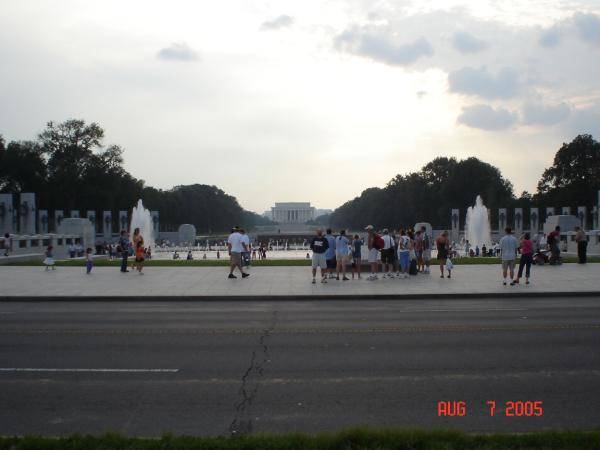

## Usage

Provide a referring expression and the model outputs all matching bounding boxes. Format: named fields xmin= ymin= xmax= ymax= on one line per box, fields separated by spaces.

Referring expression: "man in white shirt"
xmin=499 ymin=227 xmax=519 ymax=285
xmin=380 ymin=228 xmax=395 ymax=278
xmin=227 ymin=227 xmax=249 ymax=279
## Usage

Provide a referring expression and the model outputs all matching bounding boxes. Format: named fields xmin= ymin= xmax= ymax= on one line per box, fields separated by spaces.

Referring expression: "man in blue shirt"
xmin=324 ymin=228 xmax=336 ymax=279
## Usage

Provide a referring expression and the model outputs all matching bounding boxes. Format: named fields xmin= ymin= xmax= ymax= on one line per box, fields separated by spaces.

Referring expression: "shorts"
xmin=312 ymin=252 xmax=327 ymax=269
xmin=135 ymin=257 xmax=145 ymax=263
xmin=415 ymin=250 xmax=423 ymax=260
xmin=502 ymin=260 xmax=516 ymax=270
xmin=230 ymin=252 xmax=241 ymax=265
xmin=368 ymin=248 xmax=379 ymax=263
xmin=326 ymin=257 xmax=337 ymax=269
xmin=381 ymin=248 xmax=394 ymax=264
xmin=399 ymin=251 xmax=410 ymax=270
xmin=335 ymin=252 xmax=349 ymax=263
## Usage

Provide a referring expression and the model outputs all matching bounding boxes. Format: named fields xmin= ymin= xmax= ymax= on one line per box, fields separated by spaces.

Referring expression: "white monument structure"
xmin=270 ymin=202 xmax=316 ymax=223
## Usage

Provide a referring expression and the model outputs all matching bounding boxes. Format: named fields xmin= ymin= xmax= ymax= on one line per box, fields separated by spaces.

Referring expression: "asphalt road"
xmin=0 ymin=297 xmax=599 ymax=436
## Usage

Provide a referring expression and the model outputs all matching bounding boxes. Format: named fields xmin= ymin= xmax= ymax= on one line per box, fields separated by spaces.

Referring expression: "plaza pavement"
xmin=0 ymin=263 xmax=598 ymax=300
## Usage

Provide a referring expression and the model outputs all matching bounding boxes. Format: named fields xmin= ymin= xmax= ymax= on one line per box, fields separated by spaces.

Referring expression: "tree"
xmin=536 ymin=134 xmax=600 ymax=206
xmin=0 ymin=140 xmax=47 ymax=193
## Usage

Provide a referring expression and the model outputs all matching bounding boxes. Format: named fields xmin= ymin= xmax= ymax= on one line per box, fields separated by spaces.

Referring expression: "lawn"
xmin=1 ymin=428 xmax=600 ymax=450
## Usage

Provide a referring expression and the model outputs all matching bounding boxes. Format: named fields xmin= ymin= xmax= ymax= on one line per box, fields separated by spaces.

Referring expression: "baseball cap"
xmin=364 ymin=225 xmax=374 ymax=230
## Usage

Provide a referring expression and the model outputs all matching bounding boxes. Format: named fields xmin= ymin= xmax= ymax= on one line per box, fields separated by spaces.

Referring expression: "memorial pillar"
xmin=71 ymin=210 xmax=80 ymax=218
xmin=87 ymin=211 xmax=96 ymax=235
xmin=0 ymin=193 xmax=14 ymax=234
xmin=514 ymin=208 xmax=523 ymax=234
xmin=151 ymin=211 xmax=159 ymax=237
xmin=530 ymin=208 xmax=539 ymax=233
xmin=577 ymin=207 xmax=587 ymax=229
xmin=19 ymin=193 xmax=36 ymax=235
xmin=38 ymin=210 xmax=49 ymax=234
xmin=451 ymin=209 xmax=459 ymax=242
xmin=103 ymin=211 xmax=112 ymax=239
xmin=562 ymin=206 xmax=571 ymax=215
xmin=498 ymin=208 xmax=507 ymax=232
xmin=119 ymin=211 xmax=128 ymax=232
xmin=54 ymin=210 xmax=64 ymax=232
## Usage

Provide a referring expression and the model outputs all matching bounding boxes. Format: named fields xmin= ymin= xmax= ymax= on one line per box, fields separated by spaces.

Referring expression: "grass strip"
xmin=1 ymin=428 xmax=600 ymax=450
xmin=5 ymin=256 xmax=600 ymax=267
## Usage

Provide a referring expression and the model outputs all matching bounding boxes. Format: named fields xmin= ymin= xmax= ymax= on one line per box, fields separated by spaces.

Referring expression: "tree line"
xmin=326 ymin=134 xmax=600 ymax=230
xmin=0 ymin=120 xmax=271 ymax=232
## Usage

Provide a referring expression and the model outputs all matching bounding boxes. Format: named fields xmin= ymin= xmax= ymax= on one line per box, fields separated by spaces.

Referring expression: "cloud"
xmin=260 ymin=14 xmax=294 ymax=31
xmin=336 ymin=27 xmax=433 ymax=66
xmin=452 ymin=31 xmax=488 ymax=53
xmin=448 ymin=66 xmax=520 ymax=99
xmin=573 ymin=13 xmax=600 ymax=47
xmin=539 ymin=27 xmax=561 ymax=48
xmin=156 ymin=42 xmax=199 ymax=61
xmin=458 ymin=104 xmax=518 ymax=130
xmin=568 ymin=108 xmax=600 ymax=138
xmin=522 ymin=101 xmax=570 ymax=125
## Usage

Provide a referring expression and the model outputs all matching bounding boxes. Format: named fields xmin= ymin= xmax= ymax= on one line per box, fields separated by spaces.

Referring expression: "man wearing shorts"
xmin=421 ymin=225 xmax=431 ymax=274
xmin=310 ymin=229 xmax=329 ymax=284
xmin=397 ymin=229 xmax=410 ymax=279
xmin=380 ymin=229 xmax=395 ymax=278
xmin=227 ymin=227 xmax=249 ymax=279
xmin=499 ymin=227 xmax=518 ymax=285
xmin=365 ymin=225 xmax=380 ymax=280
xmin=324 ymin=228 xmax=337 ymax=279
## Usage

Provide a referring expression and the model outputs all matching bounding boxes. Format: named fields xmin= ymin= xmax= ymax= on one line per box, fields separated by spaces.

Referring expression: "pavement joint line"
xmin=0 ymin=368 xmax=179 ymax=373
xmin=1 ymin=323 xmax=599 ymax=335
xmin=2 ymin=291 xmax=600 ymax=301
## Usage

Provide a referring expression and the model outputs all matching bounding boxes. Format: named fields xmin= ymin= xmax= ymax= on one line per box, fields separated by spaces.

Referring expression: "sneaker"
xmin=321 ymin=278 xmax=327 ymax=283
xmin=241 ymin=273 xmax=250 ymax=278
xmin=526 ymin=280 xmax=530 ymax=285
xmin=228 ymin=274 xmax=237 ymax=279
xmin=503 ymin=281 xmax=507 ymax=285
xmin=336 ymin=276 xmax=340 ymax=281
xmin=342 ymin=277 xmax=349 ymax=281
xmin=312 ymin=278 xmax=316 ymax=284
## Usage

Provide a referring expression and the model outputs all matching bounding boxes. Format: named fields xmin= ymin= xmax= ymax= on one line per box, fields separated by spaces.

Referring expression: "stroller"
xmin=532 ymin=249 xmax=550 ymax=265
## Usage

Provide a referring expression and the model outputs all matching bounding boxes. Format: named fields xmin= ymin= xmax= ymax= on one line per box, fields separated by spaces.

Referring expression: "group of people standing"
xmin=117 ymin=228 xmax=147 ymax=275
xmin=309 ymin=225 xmax=442 ymax=284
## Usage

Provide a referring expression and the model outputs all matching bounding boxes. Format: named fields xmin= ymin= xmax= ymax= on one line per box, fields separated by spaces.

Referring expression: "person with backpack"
xmin=397 ymin=229 xmax=410 ymax=279
xmin=324 ymin=228 xmax=337 ymax=279
xmin=335 ymin=229 xmax=350 ymax=281
xmin=547 ymin=226 xmax=561 ymax=265
xmin=421 ymin=225 xmax=431 ymax=274
xmin=365 ymin=225 xmax=382 ymax=281
xmin=380 ymin=229 xmax=395 ymax=278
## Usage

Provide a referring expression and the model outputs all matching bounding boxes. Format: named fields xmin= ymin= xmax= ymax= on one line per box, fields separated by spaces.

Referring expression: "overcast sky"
xmin=1 ymin=0 xmax=600 ymax=213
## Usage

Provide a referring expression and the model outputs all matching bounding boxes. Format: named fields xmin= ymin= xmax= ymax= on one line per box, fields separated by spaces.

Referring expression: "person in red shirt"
xmin=547 ymin=226 xmax=561 ymax=265
xmin=514 ymin=232 xmax=533 ymax=285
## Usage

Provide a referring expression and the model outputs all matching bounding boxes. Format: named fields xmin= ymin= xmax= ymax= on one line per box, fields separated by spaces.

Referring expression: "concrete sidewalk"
xmin=0 ymin=263 xmax=598 ymax=300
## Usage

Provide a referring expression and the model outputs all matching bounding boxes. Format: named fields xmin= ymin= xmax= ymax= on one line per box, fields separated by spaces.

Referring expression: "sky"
xmin=1 ymin=0 xmax=600 ymax=214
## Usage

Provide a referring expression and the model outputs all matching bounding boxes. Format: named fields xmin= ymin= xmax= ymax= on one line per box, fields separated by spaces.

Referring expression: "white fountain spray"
xmin=465 ymin=195 xmax=492 ymax=249
xmin=130 ymin=199 xmax=155 ymax=248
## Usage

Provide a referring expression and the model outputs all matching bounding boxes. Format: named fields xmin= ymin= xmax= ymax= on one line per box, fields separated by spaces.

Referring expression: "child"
xmin=85 ymin=247 xmax=93 ymax=274
xmin=43 ymin=245 xmax=55 ymax=270
xmin=134 ymin=240 xmax=145 ymax=275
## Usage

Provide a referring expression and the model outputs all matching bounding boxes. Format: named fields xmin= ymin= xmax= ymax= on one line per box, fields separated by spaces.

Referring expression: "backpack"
xmin=547 ymin=233 xmax=556 ymax=245
xmin=373 ymin=234 xmax=384 ymax=250
xmin=409 ymin=259 xmax=418 ymax=275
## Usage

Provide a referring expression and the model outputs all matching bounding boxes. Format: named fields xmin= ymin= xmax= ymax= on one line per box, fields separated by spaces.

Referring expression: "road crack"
xmin=228 ymin=311 xmax=277 ymax=436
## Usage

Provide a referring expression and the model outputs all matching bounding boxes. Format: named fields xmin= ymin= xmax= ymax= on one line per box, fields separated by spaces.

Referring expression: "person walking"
xmin=499 ymin=227 xmax=518 ymax=286
xmin=335 ymin=230 xmax=350 ymax=281
xmin=43 ymin=245 xmax=55 ymax=271
xmin=380 ymin=229 xmax=395 ymax=278
xmin=513 ymin=232 xmax=533 ymax=285
xmin=85 ymin=247 xmax=93 ymax=274
xmin=547 ymin=226 xmax=561 ymax=265
xmin=118 ymin=230 xmax=130 ymax=273
xmin=421 ymin=226 xmax=431 ymax=274
xmin=240 ymin=228 xmax=251 ymax=269
xmin=365 ymin=225 xmax=381 ymax=280
xmin=310 ymin=229 xmax=329 ymax=284
xmin=397 ymin=229 xmax=410 ymax=279
xmin=324 ymin=229 xmax=337 ymax=279
xmin=227 ymin=227 xmax=249 ymax=279
xmin=351 ymin=234 xmax=363 ymax=279
xmin=575 ymin=226 xmax=587 ymax=264
xmin=2 ymin=233 xmax=10 ymax=257
xmin=436 ymin=230 xmax=450 ymax=278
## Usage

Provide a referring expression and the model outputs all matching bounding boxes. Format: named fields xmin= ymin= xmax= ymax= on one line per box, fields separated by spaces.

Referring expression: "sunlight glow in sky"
xmin=1 ymin=0 xmax=599 ymax=212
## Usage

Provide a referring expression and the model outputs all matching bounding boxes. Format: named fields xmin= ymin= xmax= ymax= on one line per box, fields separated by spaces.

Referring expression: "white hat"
xmin=364 ymin=225 xmax=374 ymax=230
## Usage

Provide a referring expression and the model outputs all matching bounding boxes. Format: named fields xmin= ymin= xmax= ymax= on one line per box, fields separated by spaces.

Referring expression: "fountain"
xmin=465 ymin=195 xmax=492 ymax=249
xmin=130 ymin=199 xmax=155 ymax=248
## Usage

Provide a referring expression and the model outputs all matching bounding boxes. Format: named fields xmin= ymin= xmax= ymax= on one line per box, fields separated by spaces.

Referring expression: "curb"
xmin=1 ymin=292 xmax=600 ymax=302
